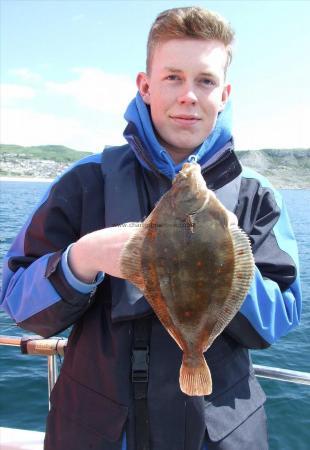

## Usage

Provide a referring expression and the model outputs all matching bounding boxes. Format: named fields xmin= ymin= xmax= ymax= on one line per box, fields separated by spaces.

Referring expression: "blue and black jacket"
xmin=0 ymin=94 xmax=302 ymax=450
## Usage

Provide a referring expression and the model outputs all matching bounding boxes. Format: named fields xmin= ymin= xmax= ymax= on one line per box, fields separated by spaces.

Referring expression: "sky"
xmin=1 ymin=0 xmax=310 ymax=152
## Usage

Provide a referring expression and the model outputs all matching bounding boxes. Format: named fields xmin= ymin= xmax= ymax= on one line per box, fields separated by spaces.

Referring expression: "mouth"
xmin=170 ymin=114 xmax=201 ymax=125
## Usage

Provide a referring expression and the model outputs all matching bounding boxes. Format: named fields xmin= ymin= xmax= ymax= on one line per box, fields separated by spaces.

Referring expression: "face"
xmin=137 ymin=39 xmax=231 ymax=163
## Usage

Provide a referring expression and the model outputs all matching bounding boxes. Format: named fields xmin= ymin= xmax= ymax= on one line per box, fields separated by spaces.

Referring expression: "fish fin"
xmin=179 ymin=354 xmax=212 ymax=396
xmin=120 ymin=222 xmax=146 ymax=292
xmin=206 ymin=224 xmax=255 ymax=349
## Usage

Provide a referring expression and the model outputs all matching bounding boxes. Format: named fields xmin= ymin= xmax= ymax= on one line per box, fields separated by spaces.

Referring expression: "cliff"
xmin=236 ymin=148 xmax=310 ymax=189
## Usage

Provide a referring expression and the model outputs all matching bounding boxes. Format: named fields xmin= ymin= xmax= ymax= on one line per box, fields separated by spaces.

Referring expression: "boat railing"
xmin=1 ymin=334 xmax=310 ymax=408
xmin=0 ymin=335 xmax=66 ymax=408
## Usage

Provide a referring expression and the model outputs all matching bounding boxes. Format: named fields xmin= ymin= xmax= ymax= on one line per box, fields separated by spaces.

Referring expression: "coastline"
xmin=0 ymin=176 xmax=53 ymax=183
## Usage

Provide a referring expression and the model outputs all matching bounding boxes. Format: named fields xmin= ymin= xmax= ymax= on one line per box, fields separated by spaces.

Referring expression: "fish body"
xmin=120 ymin=162 xmax=254 ymax=396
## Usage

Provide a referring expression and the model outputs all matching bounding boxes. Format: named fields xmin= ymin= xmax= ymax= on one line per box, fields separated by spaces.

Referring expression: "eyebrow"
xmin=163 ymin=67 xmax=183 ymax=73
xmin=163 ymin=66 xmax=218 ymax=79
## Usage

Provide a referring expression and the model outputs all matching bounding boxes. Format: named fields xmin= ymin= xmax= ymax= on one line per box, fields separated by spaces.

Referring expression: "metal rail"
xmin=0 ymin=335 xmax=66 ymax=407
xmin=253 ymin=364 xmax=310 ymax=385
xmin=1 ymin=335 xmax=310 ymax=405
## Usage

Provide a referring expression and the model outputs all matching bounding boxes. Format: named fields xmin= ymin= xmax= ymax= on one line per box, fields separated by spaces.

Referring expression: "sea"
xmin=0 ymin=180 xmax=309 ymax=450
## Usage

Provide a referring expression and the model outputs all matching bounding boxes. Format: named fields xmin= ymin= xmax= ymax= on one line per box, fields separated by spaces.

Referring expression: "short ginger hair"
xmin=146 ymin=6 xmax=235 ymax=74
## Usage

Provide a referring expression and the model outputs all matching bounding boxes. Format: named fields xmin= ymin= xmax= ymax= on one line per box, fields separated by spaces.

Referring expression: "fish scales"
xmin=120 ymin=162 xmax=255 ymax=396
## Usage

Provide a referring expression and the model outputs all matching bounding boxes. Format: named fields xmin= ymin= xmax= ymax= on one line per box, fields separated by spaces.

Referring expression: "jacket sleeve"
xmin=0 ymin=160 xmax=105 ymax=338
xmin=225 ymin=170 xmax=302 ymax=348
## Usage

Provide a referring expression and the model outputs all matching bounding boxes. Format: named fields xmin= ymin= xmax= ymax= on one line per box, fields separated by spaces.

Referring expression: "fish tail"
xmin=179 ymin=354 xmax=212 ymax=396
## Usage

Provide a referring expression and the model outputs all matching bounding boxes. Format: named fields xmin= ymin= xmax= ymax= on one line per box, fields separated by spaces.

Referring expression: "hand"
xmin=68 ymin=225 xmax=139 ymax=283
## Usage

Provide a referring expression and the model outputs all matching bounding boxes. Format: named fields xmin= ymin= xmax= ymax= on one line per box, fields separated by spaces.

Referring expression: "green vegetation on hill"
xmin=0 ymin=144 xmax=92 ymax=163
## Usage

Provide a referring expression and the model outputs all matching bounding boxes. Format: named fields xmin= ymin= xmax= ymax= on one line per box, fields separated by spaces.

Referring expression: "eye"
xmin=166 ymin=74 xmax=180 ymax=81
xmin=200 ymin=78 xmax=216 ymax=86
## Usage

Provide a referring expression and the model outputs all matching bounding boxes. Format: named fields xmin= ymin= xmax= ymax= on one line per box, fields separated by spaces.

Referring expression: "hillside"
xmin=236 ymin=148 xmax=310 ymax=189
xmin=0 ymin=144 xmax=92 ymax=162
xmin=0 ymin=145 xmax=92 ymax=179
xmin=0 ymin=144 xmax=309 ymax=188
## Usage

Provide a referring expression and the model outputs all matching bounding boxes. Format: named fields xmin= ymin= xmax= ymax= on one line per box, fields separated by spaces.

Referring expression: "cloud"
xmin=1 ymin=107 xmax=126 ymax=152
xmin=2 ymin=107 xmax=81 ymax=147
xmin=1 ymin=84 xmax=36 ymax=105
xmin=0 ymin=68 xmax=136 ymax=151
xmin=9 ymin=68 xmax=42 ymax=83
xmin=233 ymin=104 xmax=309 ymax=150
xmin=46 ymin=68 xmax=136 ymax=114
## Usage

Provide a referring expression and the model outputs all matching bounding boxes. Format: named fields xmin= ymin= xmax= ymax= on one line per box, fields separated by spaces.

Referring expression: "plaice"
xmin=120 ymin=162 xmax=255 ymax=396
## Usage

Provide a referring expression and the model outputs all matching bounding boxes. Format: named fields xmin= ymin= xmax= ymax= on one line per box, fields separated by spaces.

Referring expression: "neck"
xmin=156 ymin=134 xmax=194 ymax=164
xmin=166 ymin=148 xmax=193 ymax=164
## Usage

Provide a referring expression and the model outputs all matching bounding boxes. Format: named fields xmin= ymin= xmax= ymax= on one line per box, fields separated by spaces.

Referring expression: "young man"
xmin=0 ymin=6 xmax=301 ymax=450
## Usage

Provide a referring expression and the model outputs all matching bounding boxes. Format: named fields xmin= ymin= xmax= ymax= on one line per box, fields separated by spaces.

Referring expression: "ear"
xmin=219 ymin=84 xmax=231 ymax=111
xmin=136 ymin=72 xmax=151 ymax=104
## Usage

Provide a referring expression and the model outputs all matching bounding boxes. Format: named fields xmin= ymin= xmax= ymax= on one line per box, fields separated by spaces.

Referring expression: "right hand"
xmin=68 ymin=225 xmax=139 ymax=283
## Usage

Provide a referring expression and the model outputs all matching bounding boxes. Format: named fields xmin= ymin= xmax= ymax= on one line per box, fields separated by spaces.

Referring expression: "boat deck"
xmin=0 ymin=427 xmax=44 ymax=450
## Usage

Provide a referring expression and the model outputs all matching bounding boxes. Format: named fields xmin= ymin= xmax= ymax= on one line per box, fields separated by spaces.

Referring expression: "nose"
xmin=177 ymin=83 xmax=198 ymax=105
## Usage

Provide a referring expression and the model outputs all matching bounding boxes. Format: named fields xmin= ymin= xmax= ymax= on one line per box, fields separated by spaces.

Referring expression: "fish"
xmin=120 ymin=161 xmax=255 ymax=396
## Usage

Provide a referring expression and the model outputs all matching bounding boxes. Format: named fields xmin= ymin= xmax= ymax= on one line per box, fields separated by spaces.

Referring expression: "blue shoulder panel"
xmin=239 ymin=167 xmax=302 ymax=344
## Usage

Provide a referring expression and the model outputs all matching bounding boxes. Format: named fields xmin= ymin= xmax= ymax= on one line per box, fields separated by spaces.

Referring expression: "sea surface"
xmin=0 ymin=180 xmax=309 ymax=450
